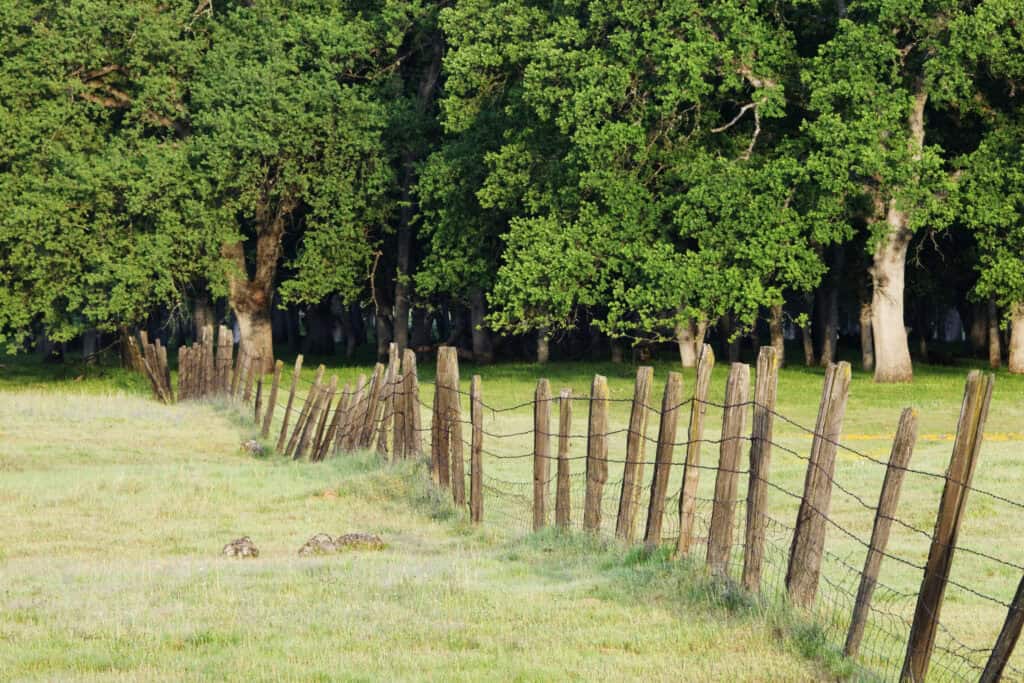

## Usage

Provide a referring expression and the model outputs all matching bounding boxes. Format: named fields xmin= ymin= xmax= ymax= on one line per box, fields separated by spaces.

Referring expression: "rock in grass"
xmin=297 ymin=532 xmax=385 ymax=556
xmin=335 ymin=532 xmax=385 ymax=551
xmin=240 ymin=439 xmax=264 ymax=456
xmin=298 ymin=533 xmax=337 ymax=556
xmin=223 ymin=536 xmax=259 ymax=558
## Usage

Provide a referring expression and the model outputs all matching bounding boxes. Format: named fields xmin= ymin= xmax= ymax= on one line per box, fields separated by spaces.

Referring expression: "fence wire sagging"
xmin=171 ymin=330 xmax=1024 ymax=682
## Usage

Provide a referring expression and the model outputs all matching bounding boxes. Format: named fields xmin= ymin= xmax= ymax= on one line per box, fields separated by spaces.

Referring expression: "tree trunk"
xmin=859 ymin=301 xmax=874 ymax=372
xmin=819 ymin=286 xmax=839 ymax=367
xmin=719 ymin=315 xmax=740 ymax=363
xmin=235 ymin=307 xmax=273 ymax=368
xmin=411 ymin=306 xmax=432 ymax=348
xmin=869 ymin=90 xmax=925 ymax=383
xmin=82 ymin=329 xmax=100 ymax=365
xmin=916 ymin=301 xmax=929 ymax=361
xmin=222 ymin=189 xmax=293 ymax=374
xmin=468 ymin=287 xmax=493 ymax=363
xmin=988 ymin=299 xmax=1002 ymax=369
xmin=1009 ymin=303 xmax=1024 ymax=374
xmin=968 ymin=301 xmax=987 ymax=356
xmin=610 ymin=340 xmax=624 ymax=363
xmin=769 ymin=304 xmax=785 ymax=367
xmin=537 ymin=328 xmax=550 ymax=364
xmin=799 ymin=294 xmax=816 ymax=367
xmin=193 ymin=292 xmax=214 ymax=340
xmin=303 ymin=302 xmax=335 ymax=356
xmin=376 ymin=304 xmax=393 ymax=360
xmin=675 ymin=318 xmax=699 ymax=368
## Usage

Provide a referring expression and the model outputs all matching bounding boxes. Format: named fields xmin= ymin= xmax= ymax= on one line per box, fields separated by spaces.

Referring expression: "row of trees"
xmin=1 ymin=0 xmax=1022 ymax=381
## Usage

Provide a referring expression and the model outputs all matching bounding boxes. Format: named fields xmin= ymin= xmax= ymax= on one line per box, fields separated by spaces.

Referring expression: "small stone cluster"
xmin=298 ymin=532 xmax=386 ymax=556
xmin=222 ymin=536 xmax=259 ymax=558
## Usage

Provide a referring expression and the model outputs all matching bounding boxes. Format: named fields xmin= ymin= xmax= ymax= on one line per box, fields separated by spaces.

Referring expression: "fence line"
xmin=164 ymin=337 xmax=1024 ymax=681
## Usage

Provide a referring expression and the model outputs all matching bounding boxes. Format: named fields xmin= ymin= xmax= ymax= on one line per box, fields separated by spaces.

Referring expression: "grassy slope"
xmin=0 ymin=381 xmax=838 ymax=681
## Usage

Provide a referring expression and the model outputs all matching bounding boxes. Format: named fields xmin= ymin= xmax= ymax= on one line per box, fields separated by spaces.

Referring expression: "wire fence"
xmin=172 ymin=334 xmax=1024 ymax=682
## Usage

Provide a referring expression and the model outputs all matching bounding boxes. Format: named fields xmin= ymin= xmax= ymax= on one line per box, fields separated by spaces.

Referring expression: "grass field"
xmin=3 ymin=348 xmax=1024 ymax=680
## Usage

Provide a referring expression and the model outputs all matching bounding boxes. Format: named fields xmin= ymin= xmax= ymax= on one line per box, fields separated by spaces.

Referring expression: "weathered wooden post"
xmin=470 ymin=375 xmax=484 ymax=524
xmin=303 ymin=375 xmax=337 ymax=461
xmin=785 ymin=361 xmax=852 ymax=608
xmin=431 ymin=347 xmax=457 ymax=488
xmin=981 ymin=573 xmax=1024 ymax=682
xmin=556 ymin=389 xmax=573 ymax=529
xmin=742 ymin=346 xmax=780 ymax=592
xmin=254 ymin=375 xmax=263 ymax=422
xmin=403 ymin=349 xmax=422 ymax=458
xmin=230 ymin=346 xmax=244 ymax=398
xmin=844 ymin=407 xmax=918 ymax=657
xmin=616 ymin=366 xmax=653 ymax=543
xmin=261 ymin=360 xmax=284 ymax=439
xmin=677 ymin=344 xmax=715 ymax=555
xmin=393 ymin=354 xmax=409 ymax=459
xmin=376 ymin=343 xmax=400 ymax=456
xmin=643 ymin=372 xmax=684 ymax=547
xmin=285 ymin=364 xmax=324 ymax=458
xmin=342 ymin=375 xmax=366 ymax=452
xmin=901 ymin=371 xmax=994 ymax=681
xmin=202 ymin=324 xmax=215 ymax=398
xmin=447 ymin=356 xmax=466 ymax=505
xmin=275 ymin=355 xmax=304 ymax=453
xmin=243 ymin=353 xmax=259 ymax=403
xmin=359 ymin=363 xmax=386 ymax=449
xmin=177 ymin=346 xmax=189 ymax=401
xmin=533 ymin=378 xmax=552 ymax=531
xmin=217 ymin=325 xmax=233 ymax=395
xmin=706 ymin=363 xmax=750 ymax=575
xmin=328 ymin=383 xmax=353 ymax=458
xmin=583 ymin=375 xmax=609 ymax=532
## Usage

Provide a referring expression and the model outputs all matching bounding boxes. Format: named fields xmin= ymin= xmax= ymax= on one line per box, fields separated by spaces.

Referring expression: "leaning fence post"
xmin=706 ymin=363 xmax=751 ymax=575
xmin=261 ymin=360 xmax=284 ymax=439
xmin=254 ymin=374 xmax=263 ymax=422
xmin=275 ymin=355 xmax=304 ymax=453
xmin=342 ymin=375 xmax=367 ymax=453
xmin=177 ymin=346 xmax=189 ymax=401
xmin=202 ymin=324 xmax=215 ymax=398
xmin=617 ymin=366 xmax=654 ymax=543
xmin=583 ymin=375 xmax=610 ymax=532
xmin=286 ymin=364 xmax=324 ymax=458
xmin=845 ymin=407 xmax=918 ymax=658
xmin=447 ymin=355 xmax=466 ymax=506
xmin=303 ymin=375 xmax=337 ymax=461
xmin=329 ymin=383 xmax=353 ymax=458
xmin=901 ymin=371 xmax=994 ymax=682
xmin=742 ymin=346 xmax=780 ymax=592
xmin=360 ymin=363 xmax=386 ymax=449
xmin=377 ymin=343 xmax=399 ymax=456
xmin=470 ymin=375 xmax=484 ymax=524
xmin=243 ymin=353 xmax=259 ymax=404
xmin=981 ymin=573 xmax=1024 ymax=682
xmin=230 ymin=346 xmax=244 ymax=398
xmin=217 ymin=325 xmax=232 ymax=395
xmin=393 ymin=355 xmax=409 ymax=459
xmin=785 ymin=361 xmax=852 ymax=608
xmin=556 ymin=389 xmax=573 ymax=529
xmin=677 ymin=344 xmax=715 ymax=555
xmin=643 ymin=372 xmax=684 ymax=547
xmin=533 ymin=378 xmax=552 ymax=531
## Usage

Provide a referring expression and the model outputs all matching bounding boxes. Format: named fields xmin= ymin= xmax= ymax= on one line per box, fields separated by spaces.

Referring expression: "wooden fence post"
xmin=359 ymin=363 xmax=386 ymax=449
xmin=844 ymin=407 xmax=918 ymax=658
xmin=230 ymin=346 xmax=244 ymax=398
xmin=304 ymin=375 xmax=337 ymax=461
xmin=275 ymin=355 xmax=304 ymax=453
xmin=742 ymin=346 xmax=780 ymax=591
xmin=556 ymin=389 xmax=573 ymax=529
xmin=217 ymin=325 xmax=233 ymax=395
xmin=393 ymin=355 xmax=409 ymax=459
xmin=403 ymin=349 xmax=422 ymax=458
xmin=706 ymin=363 xmax=751 ymax=575
xmin=643 ymin=372 xmax=684 ymax=547
xmin=261 ymin=360 xmax=284 ymax=439
xmin=981 ymin=573 xmax=1024 ymax=682
xmin=901 ymin=371 xmax=994 ymax=681
xmin=177 ymin=346 xmax=189 ymax=401
xmin=432 ymin=347 xmax=457 ymax=488
xmin=583 ymin=375 xmax=609 ymax=532
xmin=785 ymin=361 xmax=852 ymax=608
xmin=342 ymin=375 xmax=367 ymax=453
xmin=286 ymin=364 xmax=324 ymax=458
xmin=327 ymin=383 xmax=353 ymax=459
xmin=202 ymin=325 xmax=215 ymax=398
xmin=243 ymin=353 xmax=259 ymax=404
xmin=616 ymin=366 xmax=654 ymax=543
xmin=448 ymin=356 xmax=466 ymax=505
xmin=470 ymin=375 xmax=483 ymax=524
xmin=376 ymin=343 xmax=399 ymax=456
xmin=533 ymin=378 xmax=552 ymax=531
xmin=254 ymin=375 xmax=263 ymax=422
xmin=677 ymin=344 xmax=716 ymax=555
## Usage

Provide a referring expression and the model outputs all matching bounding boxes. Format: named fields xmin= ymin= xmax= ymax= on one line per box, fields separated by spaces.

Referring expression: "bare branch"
xmin=711 ymin=102 xmax=756 ymax=133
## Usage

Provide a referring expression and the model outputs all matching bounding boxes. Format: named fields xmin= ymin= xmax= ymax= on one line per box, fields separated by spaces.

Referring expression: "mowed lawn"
xmin=0 ymin=373 xmax=837 ymax=681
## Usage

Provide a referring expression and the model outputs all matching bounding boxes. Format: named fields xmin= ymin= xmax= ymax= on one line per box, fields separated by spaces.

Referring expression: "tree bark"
xmin=537 ymin=328 xmax=550 ymax=364
xmin=799 ymin=294 xmax=816 ymax=367
xmin=610 ymin=340 xmax=624 ymax=363
xmin=222 ymin=188 xmax=293 ymax=374
xmin=82 ymin=329 xmax=100 ymax=365
xmin=675 ymin=317 xmax=699 ymax=368
xmin=410 ymin=306 xmax=432 ymax=348
xmin=1010 ymin=303 xmax=1024 ymax=374
xmin=375 ymin=304 xmax=393 ymax=360
xmin=193 ymin=292 xmax=214 ymax=340
xmin=968 ymin=301 xmax=987 ymax=356
xmin=989 ymin=299 xmax=1002 ymax=369
xmin=859 ymin=301 xmax=875 ymax=372
xmin=468 ymin=288 xmax=493 ymax=363
xmin=869 ymin=90 xmax=925 ymax=383
xmin=769 ymin=304 xmax=785 ymax=367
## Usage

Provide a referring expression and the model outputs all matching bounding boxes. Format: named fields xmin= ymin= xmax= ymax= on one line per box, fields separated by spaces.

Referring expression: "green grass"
xmin=4 ymin=348 xmax=1024 ymax=680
